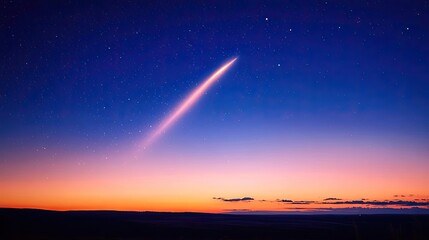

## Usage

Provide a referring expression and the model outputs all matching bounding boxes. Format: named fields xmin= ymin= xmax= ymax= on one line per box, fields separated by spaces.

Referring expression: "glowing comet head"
xmin=140 ymin=57 xmax=238 ymax=150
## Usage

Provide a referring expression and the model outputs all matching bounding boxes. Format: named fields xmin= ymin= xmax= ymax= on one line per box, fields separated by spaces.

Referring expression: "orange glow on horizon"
xmin=1 ymin=141 xmax=428 ymax=212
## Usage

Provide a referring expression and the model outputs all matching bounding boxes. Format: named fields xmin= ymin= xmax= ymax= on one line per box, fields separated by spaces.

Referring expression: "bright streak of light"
xmin=140 ymin=57 xmax=238 ymax=149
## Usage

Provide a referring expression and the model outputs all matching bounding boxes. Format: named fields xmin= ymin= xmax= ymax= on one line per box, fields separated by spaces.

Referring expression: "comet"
xmin=140 ymin=57 xmax=238 ymax=149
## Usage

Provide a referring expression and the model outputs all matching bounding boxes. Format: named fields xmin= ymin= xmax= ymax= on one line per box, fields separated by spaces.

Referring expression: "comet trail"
xmin=140 ymin=57 xmax=238 ymax=149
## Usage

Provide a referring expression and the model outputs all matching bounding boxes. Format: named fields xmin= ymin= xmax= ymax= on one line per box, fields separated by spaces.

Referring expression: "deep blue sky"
xmin=1 ymin=0 xmax=429 ymax=212
xmin=1 ymin=0 xmax=428 ymax=153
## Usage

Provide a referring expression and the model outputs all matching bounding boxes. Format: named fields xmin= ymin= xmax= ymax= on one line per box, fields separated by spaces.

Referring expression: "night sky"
xmin=1 ymin=1 xmax=428 ymax=212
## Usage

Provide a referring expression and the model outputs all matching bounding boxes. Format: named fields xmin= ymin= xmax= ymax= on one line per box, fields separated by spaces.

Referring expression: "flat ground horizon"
xmin=2 ymin=208 xmax=429 ymax=240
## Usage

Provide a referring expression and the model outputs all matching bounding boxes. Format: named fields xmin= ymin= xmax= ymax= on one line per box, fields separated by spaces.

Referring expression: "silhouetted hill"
xmin=1 ymin=208 xmax=429 ymax=239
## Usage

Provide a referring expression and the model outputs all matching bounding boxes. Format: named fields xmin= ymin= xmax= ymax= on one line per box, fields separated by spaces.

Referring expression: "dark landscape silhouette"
xmin=1 ymin=208 xmax=429 ymax=240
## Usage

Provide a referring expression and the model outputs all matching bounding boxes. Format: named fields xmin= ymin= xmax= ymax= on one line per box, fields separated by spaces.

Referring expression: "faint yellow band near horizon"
xmin=140 ymin=57 xmax=238 ymax=149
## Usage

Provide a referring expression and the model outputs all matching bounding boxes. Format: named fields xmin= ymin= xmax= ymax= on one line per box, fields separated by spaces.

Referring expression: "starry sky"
xmin=1 ymin=1 xmax=429 ymax=213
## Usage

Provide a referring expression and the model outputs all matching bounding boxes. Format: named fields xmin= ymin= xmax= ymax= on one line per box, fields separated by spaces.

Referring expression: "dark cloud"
xmin=275 ymin=199 xmax=315 ymax=204
xmin=324 ymin=200 xmax=429 ymax=207
xmin=323 ymin=198 xmax=342 ymax=201
xmin=214 ymin=196 xmax=429 ymax=208
xmin=213 ymin=197 xmax=254 ymax=202
xmin=291 ymin=201 xmax=315 ymax=205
